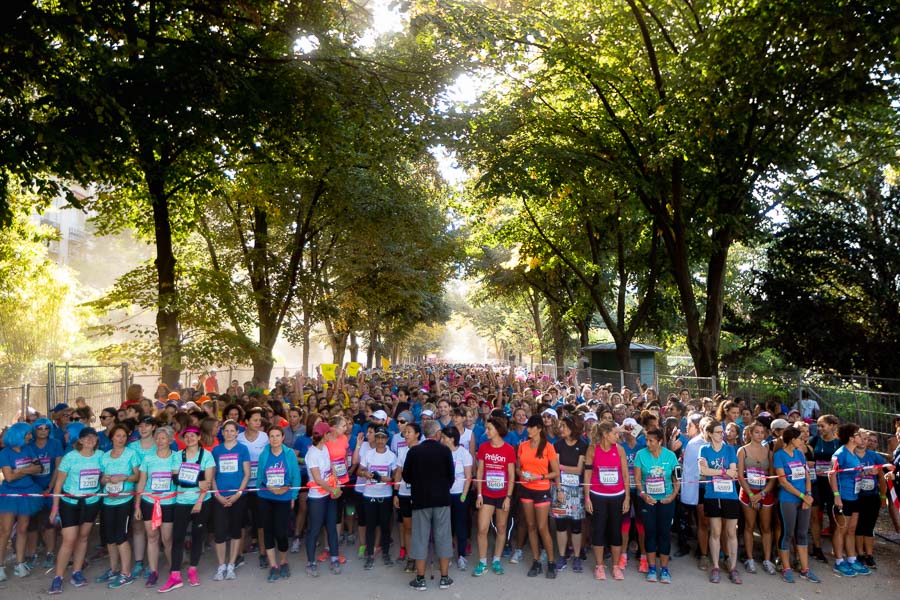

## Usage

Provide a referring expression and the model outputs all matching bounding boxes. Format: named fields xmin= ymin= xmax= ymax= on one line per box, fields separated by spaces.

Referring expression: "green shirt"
xmin=634 ymin=447 xmax=679 ymax=500
xmin=100 ymin=447 xmax=141 ymax=506
xmin=139 ymin=451 xmax=180 ymax=506
xmin=58 ymin=449 xmax=103 ymax=505
xmin=174 ymin=447 xmax=215 ymax=505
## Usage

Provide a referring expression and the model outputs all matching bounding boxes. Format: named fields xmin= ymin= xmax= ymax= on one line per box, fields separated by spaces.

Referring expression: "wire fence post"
xmin=121 ymin=362 xmax=129 ymax=404
xmin=20 ymin=384 xmax=27 ymax=417
xmin=711 ymin=374 xmax=717 ymax=396
xmin=46 ymin=362 xmax=55 ymax=413
xmin=619 ymin=370 xmax=625 ymax=390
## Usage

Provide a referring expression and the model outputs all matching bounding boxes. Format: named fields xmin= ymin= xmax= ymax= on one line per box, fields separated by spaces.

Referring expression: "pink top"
xmin=590 ymin=443 xmax=626 ymax=496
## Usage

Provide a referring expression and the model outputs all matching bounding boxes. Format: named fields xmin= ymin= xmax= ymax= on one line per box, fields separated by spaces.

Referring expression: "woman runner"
xmin=698 ymin=420 xmax=741 ymax=584
xmin=472 ymin=418 xmax=516 ymax=576
xmin=305 ymin=421 xmax=343 ymax=577
xmin=634 ymin=428 xmax=680 ymax=584
xmin=584 ymin=420 xmax=630 ymax=581
xmin=516 ymin=415 xmax=560 ymax=578
xmin=97 ymin=424 xmax=141 ymax=588
xmin=552 ymin=415 xmax=587 ymax=574
xmin=211 ymin=420 xmax=251 ymax=581
xmin=736 ymin=420 xmax=776 ymax=575
xmin=773 ymin=427 xmax=820 ymax=583
xmin=442 ymin=426 xmax=473 ymax=570
xmin=134 ymin=426 xmax=180 ymax=588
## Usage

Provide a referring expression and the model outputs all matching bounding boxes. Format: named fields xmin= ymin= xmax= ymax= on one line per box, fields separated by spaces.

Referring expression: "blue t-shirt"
xmin=699 ymin=443 xmax=739 ymax=500
xmin=832 ymin=445 xmax=861 ymax=501
xmin=293 ymin=435 xmax=313 ymax=486
xmin=58 ymin=449 xmax=103 ymax=505
xmin=139 ymin=451 xmax=180 ymax=505
xmin=0 ymin=446 xmax=40 ymax=490
xmin=29 ymin=438 xmax=64 ymax=489
xmin=622 ymin=439 xmax=646 ymax=490
xmin=97 ymin=430 xmax=113 ymax=452
xmin=503 ymin=427 xmax=528 ymax=448
xmin=855 ymin=448 xmax=881 ymax=497
xmin=212 ymin=443 xmax=251 ymax=497
xmin=99 ymin=447 xmax=141 ymax=506
xmin=774 ymin=448 xmax=808 ymax=503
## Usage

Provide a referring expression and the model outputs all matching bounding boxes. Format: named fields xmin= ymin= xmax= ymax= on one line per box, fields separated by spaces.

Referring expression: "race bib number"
xmin=106 ymin=480 xmax=124 ymax=494
xmin=79 ymin=468 xmax=100 ymax=490
xmin=790 ymin=464 xmax=806 ymax=481
xmin=40 ymin=457 xmax=51 ymax=476
xmin=218 ymin=454 xmax=238 ymax=474
xmin=150 ymin=471 xmax=172 ymax=492
xmin=266 ymin=467 xmax=285 ymax=487
xmin=485 ymin=468 xmax=506 ymax=491
xmin=249 ymin=462 xmax=258 ymax=482
xmin=815 ymin=460 xmax=831 ymax=476
xmin=598 ymin=467 xmax=619 ymax=486
xmin=560 ymin=473 xmax=580 ymax=487
xmin=646 ymin=476 xmax=665 ymax=496
xmin=178 ymin=462 xmax=200 ymax=484
xmin=746 ymin=467 xmax=767 ymax=488
xmin=332 ymin=459 xmax=348 ymax=478
xmin=857 ymin=477 xmax=875 ymax=493
xmin=712 ymin=477 xmax=734 ymax=494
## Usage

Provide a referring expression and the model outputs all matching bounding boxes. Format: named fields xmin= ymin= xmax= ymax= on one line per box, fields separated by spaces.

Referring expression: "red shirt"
xmin=477 ymin=441 xmax=516 ymax=499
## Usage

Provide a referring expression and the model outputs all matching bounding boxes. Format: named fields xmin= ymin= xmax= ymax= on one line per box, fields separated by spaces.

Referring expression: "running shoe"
xmin=44 ymin=552 xmax=56 ymax=569
xmin=698 ymin=555 xmax=711 ymax=571
xmin=234 ymin=555 xmax=245 ymax=569
xmin=782 ymin=566 xmax=795 ymax=582
xmin=527 ymin=560 xmax=542 ymax=577
xmin=317 ymin=549 xmax=329 ymax=562
xmin=708 ymin=567 xmax=720 ymax=583
xmin=555 ymin=556 xmax=567 ymax=572
xmin=509 ymin=548 xmax=523 ymax=564
xmin=225 ymin=564 xmax=236 ymax=580
xmin=863 ymin=555 xmax=876 ymax=569
xmin=850 ymin=560 xmax=870 ymax=576
xmin=329 ymin=560 xmax=342 ymax=575
xmin=266 ymin=567 xmax=279 ymax=582
xmin=472 ymin=561 xmax=486 ymax=577
xmin=501 ymin=545 xmax=512 ymax=559
xmin=70 ymin=570 xmax=88 ymax=587
xmin=833 ymin=561 xmax=856 ymax=577
xmin=594 ymin=564 xmax=606 ymax=580
xmin=158 ymin=572 xmax=183 ymax=592
xmin=49 ymin=575 xmax=63 ymax=594
xmin=761 ymin=559 xmax=776 ymax=575
xmin=491 ymin=559 xmax=504 ymax=575
xmin=24 ymin=554 xmax=37 ymax=571
xmin=638 ymin=555 xmax=649 ymax=573
xmin=95 ymin=568 xmax=118 ymax=583
xmin=546 ymin=561 xmax=557 ymax=579
xmin=289 ymin=538 xmax=301 ymax=554
xmin=457 ymin=556 xmax=468 ymax=571
xmin=259 ymin=555 xmax=268 ymax=569
xmin=213 ymin=565 xmax=227 ymax=581
xmin=572 ymin=557 xmax=584 ymax=573
xmin=439 ymin=575 xmax=453 ymax=589
xmin=383 ymin=554 xmax=394 ymax=567
xmin=0 ymin=566 xmax=6 ymax=583
xmin=405 ymin=559 xmax=416 ymax=573
xmin=108 ymin=573 xmax=135 ymax=588
xmin=364 ymin=556 xmax=375 ymax=570
xmin=306 ymin=563 xmax=319 ymax=578
xmin=357 ymin=545 xmax=366 ymax=559
xmin=539 ymin=549 xmax=548 ymax=563
xmin=188 ymin=567 xmax=200 ymax=586
xmin=146 ymin=570 xmax=159 ymax=587
xmin=744 ymin=558 xmax=757 ymax=574
xmin=409 ymin=575 xmax=427 ymax=591
xmin=612 ymin=565 xmax=624 ymax=580
xmin=729 ymin=568 xmax=742 ymax=584
xmin=659 ymin=567 xmax=671 ymax=584
xmin=799 ymin=568 xmax=821 ymax=583
xmin=14 ymin=562 xmax=31 ymax=578
xmin=279 ymin=563 xmax=290 ymax=579
xmin=399 ymin=547 xmax=407 ymax=560
xmin=646 ymin=566 xmax=657 ymax=582
xmin=812 ymin=547 xmax=828 ymax=563
xmin=618 ymin=553 xmax=627 ymax=570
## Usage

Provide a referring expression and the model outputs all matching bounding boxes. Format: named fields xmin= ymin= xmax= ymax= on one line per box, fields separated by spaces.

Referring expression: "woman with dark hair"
xmin=737 ymin=421 xmax=776 ymax=575
xmin=552 ymin=415 xmax=587 ymax=573
xmin=634 ymin=428 xmax=681 ymax=584
xmin=97 ymin=424 xmax=141 ymax=588
xmin=472 ymin=417 xmax=516 ymax=577
xmin=517 ymin=414 xmax=560 ymax=578
xmin=854 ymin=430 xmax=885 ymax=568
xmin=393 ymin=422 xmax=421 ymax=573
xmin=442 ymin=426 xmax=473 ymax=571
xmin=257 ymin=425 xmax=301 ymax=582
xmin=237 ymin=408 xmax=268 ymax=569
xmin=698 ymin=419 xmax=740 ymax=584
xmin=211 ymin=420 xmax=250 ymax=581
xmin=133 ymin=426 xmax=179 ymax=588
xmin=829 ymin=422 xmax=870 ymax=577
xmin=773 ymin=426 xmax=819 ymax=583
xmin=305 ymin=421 xmax=343 ymax=577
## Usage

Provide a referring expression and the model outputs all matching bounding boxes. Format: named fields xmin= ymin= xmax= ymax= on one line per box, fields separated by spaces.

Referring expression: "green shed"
xmin=581 ymin=342 xmax=661 ymax=384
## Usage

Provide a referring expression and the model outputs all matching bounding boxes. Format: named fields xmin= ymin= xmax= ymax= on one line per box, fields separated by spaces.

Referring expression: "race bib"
xmin=40 ymin=457 xmax=51 ymax=476
xmin=219 ymin=454 xmax=238 ymax=474
xmin=79 ymin=468 xmax=100 ymax=490
xmin=857 ymin=477 xmax=875 ymax=492
xmin=178 ymin=462 xmax=200 ymax=484
xmin=560 ymin=473 xmax=580 ymax=487
xmin=150 ymin=471 xmax=172 ymax=492
xmin=598 ymin=467 xmax=619 ymax=486
xmin=106 ymin=480 xmax=124 ymax=494
xmin=790 ymin=464 xmax=806 ymax=481
xmin=332 ymin=459 xmax=348 ymax=478
xmin=746 ymin=467 xmax=767 ymax=488
xmin=266 ymin=467 xmax=285 ymax=487
xmin=14 ymin=457 xmax=32 ymax=469
xmin=712 ymin=477 xmax=734 ymax=494
xmin=249 ymin=462 xmax=258 ymax=482
xmin=815 ymin=460 xmax=831 ymax=476
xmin=646 ymin=476 xmax=665 ymax=496
xmin=485 ymin=468 xmax=506 ymax=491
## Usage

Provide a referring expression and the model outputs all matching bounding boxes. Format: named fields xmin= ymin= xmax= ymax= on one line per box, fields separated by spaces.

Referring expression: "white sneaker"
xmin=762 ymin=560 xmax=777 ymax=575
xmin=0 ymin=565 xmax=8 ymax=582
xmin=510 ymin=549 xmax=523 ymax=564
xmin=744 ymin=559 xmax=757 ymax=574
xmin=457 ymin=556 xmax=468 ymax=570
xmin=225 ymin=564 xmax=236 ymax=580
xmin=14 ymin=562 xmax=31 ymax=578
xmin=290 ymin=538 xmax=302 ymax=554
xmin=213 ymin=564 xmax=227 ymax=581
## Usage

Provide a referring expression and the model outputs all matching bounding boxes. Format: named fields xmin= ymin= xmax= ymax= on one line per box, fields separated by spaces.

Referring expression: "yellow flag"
xmin=346 ymin=362 xmax=361 ymax=378
xmin=320 ymin=363 xmax=338 ymax=381
xmin=381 ymin=357 xmax=391 ymax=371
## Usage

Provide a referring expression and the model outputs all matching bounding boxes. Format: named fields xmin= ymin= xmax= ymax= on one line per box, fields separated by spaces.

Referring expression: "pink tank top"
xmin=590 ymin=443 xmax=625 ymax=496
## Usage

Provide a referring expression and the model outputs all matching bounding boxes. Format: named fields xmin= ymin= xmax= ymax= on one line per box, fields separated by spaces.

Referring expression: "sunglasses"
xmin=397 ymin=420 xmax=407 ymax=425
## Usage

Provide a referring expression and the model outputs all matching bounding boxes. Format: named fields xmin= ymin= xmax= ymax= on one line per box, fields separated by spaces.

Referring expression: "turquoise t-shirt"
xmin=832 ymin=445 xmax=861 ymax=501
xmin=174 ymin=447 xmax=215 ymax=505
xmin=634 ymin=447 xmax=679 ymax=500
xmin=139 ymin=451 xmax=180 ymax=506
xmin=58 ymin=449 xmax=103 ymax=505
xmin=128 ymin=439 xmax=157 ymax=463
xmin=100 ymin=447 xmax=141 ymax=506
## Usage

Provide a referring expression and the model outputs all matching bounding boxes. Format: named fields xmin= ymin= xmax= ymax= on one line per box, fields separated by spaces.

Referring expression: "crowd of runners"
xmin=1 ymin=364 xmax=898 ymax=593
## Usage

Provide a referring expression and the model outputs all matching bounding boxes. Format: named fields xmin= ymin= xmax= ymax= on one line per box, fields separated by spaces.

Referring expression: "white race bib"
xmin=40 ymin=457 xmax=51 ymax=476
xmin=815 ymin=460 xmax=831 ymax=476
xmin=790 ymin=464 xmax=806 ymax=481
xmin=712 ymin=477 xmax=734 ymax=494
xmin=219 ymin=454 xmax=239 ymax=473
xmin=646 ymin=476 xmax=665 ymax=496
xmin=106 ymin=481 xmax=124 ymax=494
xmin=598 ymin=467 xmax=619 ymax=486
xmin=857 ymin=477 xmax=875 ymax=492
xmin=485 ymin=469 xmax=506 ymax=491
xmin=746 ymin=467 xmax=767 ymax=488
xmin=332 ymin=459 xmax=348 ymax=478
xmin=150 ymin=471 xmax=172 ymax=492
xmin=560 ymin=473 xmax=580 ymax=487
xmin=79 ymin=468 xmax=100 ymax=490
xmin=267 ymin=467 xmax=285 ymax=487
xmin=178 ymin=462 xmax=200 ymax=484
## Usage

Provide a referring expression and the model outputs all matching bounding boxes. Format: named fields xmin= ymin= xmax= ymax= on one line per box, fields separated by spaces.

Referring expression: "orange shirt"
xmin=518 ymin=441 xmax=557 ymax=491
xmin=324 ymin=434 xmax=350 ymax=484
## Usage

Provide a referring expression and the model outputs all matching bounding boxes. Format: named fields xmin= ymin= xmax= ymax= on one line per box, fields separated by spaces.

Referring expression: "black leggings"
xmin=450 ymin=493 xmax=470 ymax=558
xmin=213 ymin=494 xmax=247 ymax=544
xmin=258 ymin=497 xmax=292 ymax=552
xmin=101 ymin=501 xmax=134 ymax=546
xmin=363 ymin=496 xmax=392 ymax=556
xmin=854 ymin=495 xmax=880 ymax=537
xmin=590 ymin=493 xmax=624 ymax=547
xmin=171 ymin=500 xmax=212 ymax=569
xmin=554 ymin=516 xmax=583 ymax=534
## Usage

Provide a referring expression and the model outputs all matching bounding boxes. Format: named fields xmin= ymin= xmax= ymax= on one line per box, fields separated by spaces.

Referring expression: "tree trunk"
xmin=548 ymin=303 xmax=568 ymax=379
xmin=526 ymin=290 xmax=544 ymax=364
xmin=349 ymin=331 xmax=359 ymax=363
xmin=252 ymin=353 xmax=274 ymax=389
xmin=616 ymin=343 xmax=633 ymax=376
xmin=331 ymin=332 xmax=348 ymax=365
xmin=366 ymin=326 xmax=378 ymax=369
xmin=148 ymin=175 xmax=181 ymax=388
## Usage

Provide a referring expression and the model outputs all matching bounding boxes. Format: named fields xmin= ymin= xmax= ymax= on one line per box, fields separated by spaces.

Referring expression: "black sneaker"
xmin=812 ymin=547 xmax=828 ymax=563
xmin=409 ymin=576 xmax=427 ymax=591
xmin=674 ymin=545 xmax=691 ymax=557
xmin=863 ymin=555 xmax=876 ymax=569
xmin=364 ymin=556 xmax=375 ymax=570
xmin=439 ymin=575 xmax=453 ymax=589
xmin=546 ymin=561 xmax=557 ymax=579
xmin=234 ymin=555 xmax=245 ymax=569
xmin=259 ymin=554 xmax=268 ymax=569
xmin=527 ymin=560 xmax=542 ymax=577
xmin=383 ymin=554 xmax=394 ymax=567
xmin=404 ymin=559 xmax=416 ymax=573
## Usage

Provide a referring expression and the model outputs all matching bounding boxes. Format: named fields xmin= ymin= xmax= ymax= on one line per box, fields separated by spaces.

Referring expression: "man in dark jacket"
xmin=402 ymin=420 xmax=455 ymax=590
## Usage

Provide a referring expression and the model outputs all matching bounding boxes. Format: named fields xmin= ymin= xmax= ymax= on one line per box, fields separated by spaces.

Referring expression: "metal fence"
xmin=130 ymin=366 xmax=304 ymax=399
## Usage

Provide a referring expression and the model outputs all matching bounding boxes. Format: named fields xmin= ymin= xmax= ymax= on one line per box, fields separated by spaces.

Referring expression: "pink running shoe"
xmin=158 ymin=572 xmax=183 ymax=593
xmin=188 ymin=567 xmax=200 ymax=587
